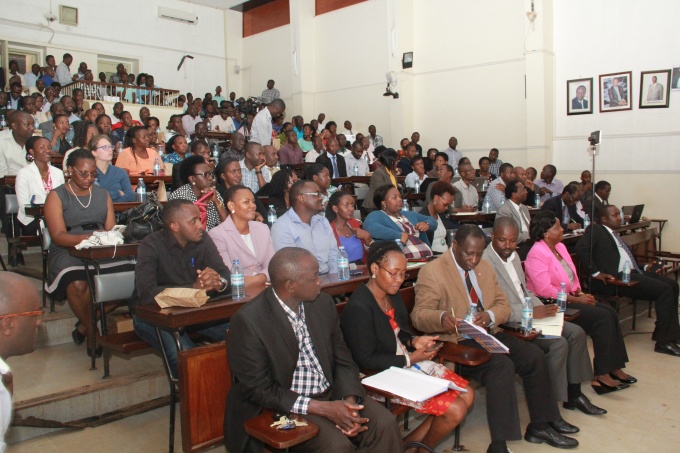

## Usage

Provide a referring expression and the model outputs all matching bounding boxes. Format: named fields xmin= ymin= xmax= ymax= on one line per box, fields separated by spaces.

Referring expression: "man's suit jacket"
xmin=541 ymin=195 xmax=583 ymax=232
xmin=581 ymin=194 xmax=606 ymax=218
xmin=647 ymin=83 xmax=664 ymax=101
xmin=571 ymin=97 xmax=588 ymax=109
xmin=525 ymin=240 xmax=582 ymax=299
xmin=495 ymin=200 xmax=531 ymax=243
xmin=412 ymin=250 xmax=511 ymax=343
xmin=225 ymin=288 xmax=364 ymax=453
xmin=363 ymin=166 xmax=393 ymax=210
xmin=575 ymin=223 xmax=622 ymax=278
xmin=316 ymin=152 xmax=347 ymax=179
xmin=608 ymin=85 xmax=627 ymax=106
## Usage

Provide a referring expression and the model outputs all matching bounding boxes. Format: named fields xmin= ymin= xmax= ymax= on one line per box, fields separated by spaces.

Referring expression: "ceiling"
xmin=179 ymin=0 xmax=248 ymax=11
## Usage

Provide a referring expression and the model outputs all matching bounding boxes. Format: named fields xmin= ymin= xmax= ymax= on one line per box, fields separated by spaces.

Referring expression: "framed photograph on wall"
xmin=599 ymin=71 xmax=632 ymax=112
xmin=672 ymin=65 xmax=680 ymax=90
xmin=567 ymin=78 xmax=593 ymax=115
xmin=640 ymin=70 xmax=671 ymax=108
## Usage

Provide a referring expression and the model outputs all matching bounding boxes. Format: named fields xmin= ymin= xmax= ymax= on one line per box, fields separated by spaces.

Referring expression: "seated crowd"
xmin=3 ymin=63 xmax=680 ymax=453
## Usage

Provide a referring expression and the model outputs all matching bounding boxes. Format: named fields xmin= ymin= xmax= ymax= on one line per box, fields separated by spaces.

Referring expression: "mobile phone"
xmin=349 ymin=270 xmax=363 ymax=276
xmin=426 ymin=341 xmax=444 ymax=352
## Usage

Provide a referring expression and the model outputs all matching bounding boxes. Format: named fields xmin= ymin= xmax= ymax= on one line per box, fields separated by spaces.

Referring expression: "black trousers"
xmin=567 ymin=301 xmax=628 ymax=376
xmin=593 ymin=272 xmax=680 ymax=343
xmin=459 ymin=332 xmax=560 ymax=441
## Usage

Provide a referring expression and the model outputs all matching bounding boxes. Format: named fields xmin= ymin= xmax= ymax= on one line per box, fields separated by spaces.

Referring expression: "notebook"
xmin=361 ymin=367 xmax=465 ymax=403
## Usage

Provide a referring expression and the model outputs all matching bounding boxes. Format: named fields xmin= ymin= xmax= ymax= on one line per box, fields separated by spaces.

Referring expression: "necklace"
xmin=68 ymin=181 xmax=92 ymax=208
xmin=337 ymin=223 xmax=352 ymax=237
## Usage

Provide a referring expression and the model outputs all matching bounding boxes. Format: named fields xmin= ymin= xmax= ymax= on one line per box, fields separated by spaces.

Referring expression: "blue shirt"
xmin=293 ymin=126 xmax=304 ymax=139
xmin=271 ymin=208 xmax=338 ymax=274
xmin=96 ymin=165 xmax=135 ymax=202
xmin=339 ymin=235 xmax=363 ymax=263
xmin=162 ymin=152 xmax=184 ymax=165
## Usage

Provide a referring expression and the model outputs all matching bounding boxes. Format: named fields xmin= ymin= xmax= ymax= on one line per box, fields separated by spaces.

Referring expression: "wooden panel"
xmin=178 ymin=341 xmax=230 ymax=453
xmin=315 ymin=0 xmax=367 ymax=16
xmin=243 ymin=0 xmax=290 ymax=38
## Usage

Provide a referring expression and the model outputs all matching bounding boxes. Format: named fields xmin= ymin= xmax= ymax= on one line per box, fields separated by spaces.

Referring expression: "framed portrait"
xmin=640 ymin=70 xmax=671 ymax=108
xmin=672 ymin=65 xmax=680 ymax=91
xmin=599 ymin=71 xmax=632 ymax=112
xmin=567 ymin=78 xmax=593 ymax=115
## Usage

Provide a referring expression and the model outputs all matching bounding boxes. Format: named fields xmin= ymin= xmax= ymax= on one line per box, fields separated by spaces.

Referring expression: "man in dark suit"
xmin=397 ymin=143 xmax=417 ymax=177
xmin=412 ymin=225 xmax=579 ymax=452
xmin=541 ymin=184 xmax=583 ymax=233
xmin=581 ymin=180 xmax=610 ymax=220
xmin=316 ymin=137 xmax=347 ymax=179
xmin=571 ymin=85 xmax=589 ymax=110
xmin=576 ymin=205 xmax=680 ymax=357
xmin=225 ymin=247 xmax=402 ymax=453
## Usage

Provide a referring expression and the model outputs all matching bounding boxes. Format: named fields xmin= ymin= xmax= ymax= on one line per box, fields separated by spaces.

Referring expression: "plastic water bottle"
xmin=534 ymin=193 xmax=540 ymax=208
xmin=206 ymin=120 xmax=212 ymax=131
xmin=414 ymin=179 xmax=421 ymax=194
xmin=153 ymin=157 xmax=162 ymax=176
xmin=482 ymin=180 xmax=488 ymax=191
xmin=521 ymin=296 xmax=533 ymax=335
xmin=622 ymin=262 xmax=631 ymax=283
xmin=620 ymin=207 xmax=626 ymax=225
xmin=557 ymin=282 xmax=567 ymax=312
xmin=157 ymin=144 xmax=164 ymax=158
xmin=136 ymin=178 xmax=146 ymax=202
xmin=231 ymin=260 xmax=245 ymax=300
xmin=267 ymin=205 xmax=277 ymax=227
xmin=583 ymin=214 xmax=590 ymax=230
xmin=211 ymin=144 xmax=220 ymax=164
xmin=34 ymin=116 xmax=40 ymax=128
xmin=353 ymin=162 xmax=359 ymax=176
xmin=401 ymin=200 xmax=410 ymax=212
xmin=465 ymin=305 xmax=478 ymax=323
xmin=275 ymin=161 xmax=280 ymax=171
xmin=482 ymin=195 xmax=492 ymax=213
xmin=337 ymin=246 xmax=350 ymax=281
xmin=0 ymin=115 xmax=6 ymax=130
xmin=115 ymin=141 xmax=123 ymax=156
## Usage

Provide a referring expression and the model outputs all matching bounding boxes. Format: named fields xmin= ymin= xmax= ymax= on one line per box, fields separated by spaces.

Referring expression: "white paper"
xmin=362 ymin=367 xmax=454 ymax=402
xmin=532 ymin=312 xmax=565 ymax=337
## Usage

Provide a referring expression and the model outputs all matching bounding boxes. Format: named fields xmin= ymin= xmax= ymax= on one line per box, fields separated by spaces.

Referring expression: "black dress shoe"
xmin=655 ymin=342 xmax=680 ymax=357
xmin=591 ymin=379 xmax=629 ymax=395
xmin=524 ymin=425 xmax=578 ymax=449
xmin=609 ymin=372 xmax=637 ymax=384
xmin=550 ymin=418 xmax=579 ymax=434
xmin=563 ymin=395 xmax=607 ymax=415
xmin=486 ymin=443 xmax=512 ymax=453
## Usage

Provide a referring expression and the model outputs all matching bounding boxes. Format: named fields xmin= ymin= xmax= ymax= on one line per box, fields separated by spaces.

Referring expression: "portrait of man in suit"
xmin=607 ymin=78 xmax=627 ymax=107
xmin=567 ymin=78 xmax=593 ymax=115
xmin=599 ymin=73 xmax=632 ymax=112
xmin=571 ymin=85 xmax=588 ymax=109
xmin=640 ymin=70 xmax=671 ymax=109
xmin=646 ymin=76 xmax=664 ymax=102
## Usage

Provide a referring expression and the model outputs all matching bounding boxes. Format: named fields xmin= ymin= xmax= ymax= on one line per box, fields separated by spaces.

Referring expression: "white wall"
xmin=242 ymin=25 xmax=293 ymax=102
xmin=0 ymin=0 xmax=227 ymax=96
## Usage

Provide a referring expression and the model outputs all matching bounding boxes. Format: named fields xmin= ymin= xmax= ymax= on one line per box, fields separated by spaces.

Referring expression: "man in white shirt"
xmin=0 ymin=111 xmax=35 ymax=177
xmin=305 ymin=136 xmax=324 ymax=163
xmin=24 ymin=64 xmax=41 ymax=89
xmin=0 ymin=272 xmax=42 ymax=452
xmin=7 ymin=61 xmax=26 ymax=91
xmin=316 ymin=113 xmax=326 ymax=133
xmin=453 ymin=162 xmax=479 ymax=212
xmin=181 ymin=104 xmax=203 ymax=136
xmin=535 ymin=164 xmax=564 ymax=203
xmin=344 ymin=140 xmax=369 ymax=176
xmin=342 ymin=120 xmax=354 ymax=136
xmin=250 ymin=99 xmax=285 ymax=146
xmin=55 ymin=53 xmax=74 ymax=86
xmin=441 ymin=136 xmax=462 ymax=168
xmin=210 ymin=106 xmax=235 ymax=133
xmin=59 ymin=96 xmax=80 ymax=124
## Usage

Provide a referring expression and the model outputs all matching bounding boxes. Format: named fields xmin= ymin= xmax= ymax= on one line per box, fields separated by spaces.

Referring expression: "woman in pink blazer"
xmin=208 ymin=185 xmax=275 ymax=287
xmin=525 ymin=211 xmax=635 ymax=395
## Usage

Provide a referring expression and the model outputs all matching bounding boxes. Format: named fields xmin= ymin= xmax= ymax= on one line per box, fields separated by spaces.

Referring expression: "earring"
xmin=192 ymin=182 xmax=196 ymax=186
xmin=231 ymin=210 xmax=235 ymax=214
xmin=371 ymin=274 xmax=376 ymax=279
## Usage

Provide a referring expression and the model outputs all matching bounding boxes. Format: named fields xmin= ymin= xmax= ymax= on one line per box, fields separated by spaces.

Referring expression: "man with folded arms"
xmin=484 ymin=218 xmax=606 ymax=416
xmin=412 ymin=225 xmax=579 ymax=452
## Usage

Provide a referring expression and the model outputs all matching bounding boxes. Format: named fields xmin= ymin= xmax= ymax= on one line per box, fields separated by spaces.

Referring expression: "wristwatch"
xmin=219 ymin=277 xmax=229 ymax=292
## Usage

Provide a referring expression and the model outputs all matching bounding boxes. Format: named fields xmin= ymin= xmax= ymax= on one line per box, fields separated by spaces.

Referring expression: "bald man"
xmin=225 ymin=247 xmax=403 ymax=453
xmin=0 ymin=110 xmax=35 ymax=177
xmin=1 ymin=272 xmax=42 ymax=449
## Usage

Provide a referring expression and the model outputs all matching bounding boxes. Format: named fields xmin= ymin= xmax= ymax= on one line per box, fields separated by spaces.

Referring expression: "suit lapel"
xmin=264 ymin=289 xmax=300 ymax=359
xmin=443 ymin=252 xmax=470 ymax=305
xmin=303 ymin=300 xmax=333 ymax=380
xmin=225 ymin=217 xmax=257 ymax=259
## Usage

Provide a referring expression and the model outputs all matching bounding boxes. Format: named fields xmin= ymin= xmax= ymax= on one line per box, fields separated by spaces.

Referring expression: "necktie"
xmin=518 ymin=207 xmax=530 ymax=232
xmin=562 ymin=204 xmax=570 ymax=225
xmin=613 ymin=233 xmax=642 ymax=273
xmin=464 ymin=271 xmax=484 ymax=311
xmin=331 ymin=156 xmax=339 ymax=178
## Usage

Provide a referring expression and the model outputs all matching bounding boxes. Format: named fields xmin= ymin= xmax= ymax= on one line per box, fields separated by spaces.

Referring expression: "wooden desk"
xmin=25 ymin=201 xmax=166 ymax=219
xmin=0 ymin=176 xmax=16 ymax=187
xmin=205 ymin=131 xmax=231 ymax=141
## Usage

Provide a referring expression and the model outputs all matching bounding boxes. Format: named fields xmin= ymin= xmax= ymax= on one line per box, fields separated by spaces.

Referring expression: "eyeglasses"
xmin=71 ymin=168 xmax=99 ymax=179
xmin=194 ymin=172 xmax=215 ymax=179
xmin=378 ymin=264 xmax=407 ymax=280
xmin=0 ymin=309 xmax=44 ymax=320
xmin=301 ymin=192 xmax=322 ymax=198
xmin=95 ymin=145 xmax=114 ymax=151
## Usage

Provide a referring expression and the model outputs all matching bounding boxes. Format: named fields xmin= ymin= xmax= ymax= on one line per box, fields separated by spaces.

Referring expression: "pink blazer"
xmin=208 ymin=216 xmax=275 ymax=279
xmin=524 ymin=240 xmax=581 ymax=299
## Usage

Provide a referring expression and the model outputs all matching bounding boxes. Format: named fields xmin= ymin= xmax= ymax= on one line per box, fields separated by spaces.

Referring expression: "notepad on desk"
xmin=361 ymin=367 xmax=466 ymax=403
xmin=533 ymin=312 xmax=565 ymax=337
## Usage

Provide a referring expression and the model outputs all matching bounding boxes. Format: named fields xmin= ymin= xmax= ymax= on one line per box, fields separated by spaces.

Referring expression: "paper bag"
xmin=155 ymin=179 xmax=168 ymax=202
xmin=154 ymin=288 xmax=209 ymax=308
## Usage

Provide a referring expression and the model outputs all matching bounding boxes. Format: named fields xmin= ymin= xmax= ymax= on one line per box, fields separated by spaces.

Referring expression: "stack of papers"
xmin=362 ymin=367 xmax=466 ymax=402
xmin=532 ymin=312 xmax=565 ymax=337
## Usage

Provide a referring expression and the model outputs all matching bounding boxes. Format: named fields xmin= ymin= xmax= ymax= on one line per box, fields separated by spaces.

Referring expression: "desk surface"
xmin=26 ymin=201 xmax=167 ymax=218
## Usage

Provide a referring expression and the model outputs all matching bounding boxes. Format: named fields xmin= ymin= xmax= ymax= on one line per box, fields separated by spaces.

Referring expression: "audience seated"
xmin=418 ymin=181 xmax=458 ymax=254
xmin=485 ymin=163 xmax=515 ymax=211
xmin=513 ymin=166 xmax=537 ymax=207
xmin=208 ymin=184 xmax=275 ymax=289
xmin=62 ymin=121 xmax=98 ymax=165
xmin=397 ymin=143 xmax=417 ymax=177
xmin=535 ymin=164 xmax=564 ymax=203
xmin=44 ymin=150 xmax=134 ymax=358
xmin=424 ymin=164 xmax=454 ymax=204
xmin=239 ymin=141 xmax=269 ymax=193
xmin=271 ymin=180 xmax=338 ymax=274
xmin=220 ymin=132 xmax=245 ymax=162
xmin=441 ymin=137 xmax=462 ymax=168
xmin=495 ymin=180 xmax=531 ymax=248
xmin=257 ymin=167 xmax=297 ymax=218
xmin=540 ymin=184 xmax=583 ymax=232
xmin=345 ymin=140 xmax=369 ymax=176
xmin=15 ymin=136 xmax=65 ymax=235
xmin=0 ymin=111 xmax=35 ymax=177
xmin=404 ymin=156 xmax=427 ymax=189
xmin=475 ymin=156 xmax=496 ymax=184
xmin=576 ymin=205 xmax=680 ymax=357
xmin=326 ymin=191 xmax=372 ymax=264
xmin=364 ymin=184 xmax=436 ymax=258
xmin=581 ymin=180 xmax=611 ymax=215
xmin=130 ymin=199 xmax=231 ymax=374
xmin=278 ymin=129 xmax=304 ymax=165
xmin=426 ymin=152 xmax=448 ymax=178
xmin=304 ymin=163 xmax=334 ymax=209
xmin=363 ymin=148 xmax=399 ymax=211
xmin=298 ymin=123 xmax=315 ymax=152
xmin=304 ymin=135 xmax=324 ymax=163
xmin=115 ymin=126 xmax=162 ymax=176
xmin=524 ymin=211 xmax=635 ymax=394
xmin=316 ymin=137 xmax=346 ymax=179
xmin=452 ymin=162 xmax=478 ymax=212
xmin=89 ymin=134 xmax=134 ymax=202
xmin=168 ymin=155 xmax=227 ymax=231
xmin=214 ymin=157 xmax=266 ymax=221
xmin=44 ymin=114 xmax=72 ymax=155
xmin=172 ymin=140 xmax=210 ymax=189
xmin=488 ymin=148 xmax=503 ymax=176
xmin=161 ymin=134 xmax=189 ymax=165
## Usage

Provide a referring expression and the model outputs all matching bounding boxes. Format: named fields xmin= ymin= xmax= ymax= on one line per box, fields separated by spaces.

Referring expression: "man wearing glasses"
xmin=1 ymin=272 xmax=42 ymax=449
xmin=271 ymin=180 xmax=338 ymax=275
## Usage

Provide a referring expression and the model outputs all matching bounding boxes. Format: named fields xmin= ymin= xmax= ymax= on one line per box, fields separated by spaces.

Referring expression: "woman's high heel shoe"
xmin=72 ymin=321 xmax=86 ymax=346
xmin=609 ymin=372 xmax=637 ymax=384
xmin=591 ymin=379 xmax=629 ymax=395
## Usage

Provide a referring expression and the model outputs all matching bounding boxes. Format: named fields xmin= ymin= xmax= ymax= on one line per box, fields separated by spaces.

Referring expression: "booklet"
xmin=458 ymin=320 xmax=510 ymax=353
xmin=532 ymin=312 xmax=565 ymax=337
xmin=362 ymin=366 xmax=466 ymax=403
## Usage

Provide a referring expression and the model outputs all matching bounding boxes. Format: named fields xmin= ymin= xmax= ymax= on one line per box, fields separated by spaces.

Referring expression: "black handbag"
xmin=118 ymin=194 xmax=164 ymax=243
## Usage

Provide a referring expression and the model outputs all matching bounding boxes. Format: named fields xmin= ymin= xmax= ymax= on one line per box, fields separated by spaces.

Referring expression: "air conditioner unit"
xmin=158 ymin=6 xmax=197 ymax=25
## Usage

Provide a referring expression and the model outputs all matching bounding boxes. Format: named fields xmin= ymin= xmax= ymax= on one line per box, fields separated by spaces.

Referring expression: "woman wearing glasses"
xmin=340 ymin=242 xmax=473 ymax=453
xmin=419 ymin=182 xmax=458 ymax=254
xmin=44 ymin=149 xmax=135 ymax=359
xmin=168 ymin=155 xmax=227 ymax=231
xmin=89 ymin=135 xmax=134 ymax=202
xmin=257 ymin=168 xmax=298 ymax=218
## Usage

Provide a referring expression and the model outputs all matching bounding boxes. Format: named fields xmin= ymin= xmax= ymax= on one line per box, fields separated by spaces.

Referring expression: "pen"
xmin=451 ymin=307 xmax=460 ymax=337
xmin=411 ymin=363 xmax=430 ymax=375
xmin=191 ymin=258 xmax=195 ymax=268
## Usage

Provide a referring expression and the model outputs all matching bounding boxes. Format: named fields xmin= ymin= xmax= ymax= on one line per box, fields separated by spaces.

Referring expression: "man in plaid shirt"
xmin=261 ymin=79 xmax=280 ymax=104
xmin=225 ymin=248 xmax=402 ymax=452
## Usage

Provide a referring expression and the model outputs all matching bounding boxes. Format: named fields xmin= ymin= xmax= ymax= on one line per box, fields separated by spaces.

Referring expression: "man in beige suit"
xmin=646 ymin=76 xmax=664 ymax=102
xmin=412 ymin=225 xmax=578 ymax=453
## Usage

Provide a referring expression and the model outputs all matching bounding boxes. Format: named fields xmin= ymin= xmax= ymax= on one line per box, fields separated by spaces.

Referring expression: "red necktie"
xmin=464 ymin=271 xmax=483 ymax=311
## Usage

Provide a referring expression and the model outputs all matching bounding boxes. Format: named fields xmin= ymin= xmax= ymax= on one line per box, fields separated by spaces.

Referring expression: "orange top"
xmin=115 ymin=147 xmax=162 ymax=176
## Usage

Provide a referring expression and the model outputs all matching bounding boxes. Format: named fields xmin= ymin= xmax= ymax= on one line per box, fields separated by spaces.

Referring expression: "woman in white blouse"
xmin=15 ymin=136 xmax=65 ymax=235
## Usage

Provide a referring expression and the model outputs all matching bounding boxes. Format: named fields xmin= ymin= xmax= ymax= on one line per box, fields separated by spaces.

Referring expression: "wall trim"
xmin=555 ymin=131 xmax=680 ymax=141
xmin=411 ymin=57 xmax=525 ymax=78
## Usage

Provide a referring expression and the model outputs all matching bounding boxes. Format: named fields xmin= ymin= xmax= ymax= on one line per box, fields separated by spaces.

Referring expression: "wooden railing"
xmin=61 ymin=81 xmax=180 ymax=107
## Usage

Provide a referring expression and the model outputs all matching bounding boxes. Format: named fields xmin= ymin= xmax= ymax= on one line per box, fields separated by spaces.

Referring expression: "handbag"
xmin=118 ymin=193 xmax=164 ymax=243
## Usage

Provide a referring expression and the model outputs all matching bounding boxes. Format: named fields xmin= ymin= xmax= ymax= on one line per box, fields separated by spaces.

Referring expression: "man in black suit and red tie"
xmin=571 ymin=85 xmax=588 ymax=110
xmin=316 ymin=137 xmax=347 ymax=179
xmin=576 ymin=205 xmax=680 ymax=357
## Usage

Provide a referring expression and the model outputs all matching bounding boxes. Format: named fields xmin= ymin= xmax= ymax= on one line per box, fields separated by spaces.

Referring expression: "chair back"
xmin=41 ymin=227 xmax=52 ymax=250
xmin=4 ymin=194 xmax=18 ymax=215
xmin=94 ymin=271 xmax=136 ymax=304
